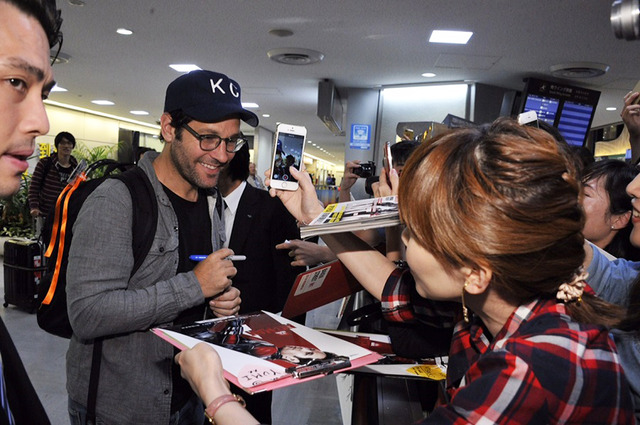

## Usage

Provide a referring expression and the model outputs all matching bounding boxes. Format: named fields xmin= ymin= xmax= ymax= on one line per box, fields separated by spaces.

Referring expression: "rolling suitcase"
xmin=3 ymin=238 xmax=45 ymax=313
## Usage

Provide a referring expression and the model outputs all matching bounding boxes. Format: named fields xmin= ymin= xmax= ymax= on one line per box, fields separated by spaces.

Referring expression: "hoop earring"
xmin=461 ymin=281 xmax=470 ymax=323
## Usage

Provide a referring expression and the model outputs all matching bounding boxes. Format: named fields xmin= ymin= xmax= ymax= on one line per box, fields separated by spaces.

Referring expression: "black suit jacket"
xmin=228 ymin=184 xmax=306 ymax=314
xmin=0 ymin=317 xmax=50 ymax=425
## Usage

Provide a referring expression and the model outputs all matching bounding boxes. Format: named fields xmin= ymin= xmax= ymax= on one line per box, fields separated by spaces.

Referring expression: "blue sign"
xmin=350 ymin=124 xmax=371 ymax=150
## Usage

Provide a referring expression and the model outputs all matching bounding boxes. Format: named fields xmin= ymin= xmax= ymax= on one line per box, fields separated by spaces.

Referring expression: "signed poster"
xmin=152 ymin=311 xmax=381 ymax=393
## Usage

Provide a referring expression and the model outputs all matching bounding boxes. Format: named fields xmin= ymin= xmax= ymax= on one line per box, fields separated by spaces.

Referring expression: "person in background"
xmin=268 ymin=118 xmax=635 ymax=423
xmin=135 ymin=146 xmax=156 ymax=164
xmin=28 ymin=131 xmax=77 ymax=234
xmin=246 ymin=161 xmax=265 ymax=189
xmin=582 ymin=159 xmax=640 ymax=260
xmin=65 ymin=70 xmax=251 ymax=424
xmin=0 ymin=0 xmax=63 ymax=423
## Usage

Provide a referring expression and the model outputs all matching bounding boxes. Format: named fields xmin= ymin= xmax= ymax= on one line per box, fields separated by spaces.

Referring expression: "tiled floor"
xmin=0 ymin=256 xmax=345 ymax=425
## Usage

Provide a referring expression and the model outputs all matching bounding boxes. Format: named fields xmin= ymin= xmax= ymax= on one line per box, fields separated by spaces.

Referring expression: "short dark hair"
xmin=4 ymin=0 xmax=63 ymax=49
xmin=390 ymin=141 xmax=420 ymax=166
xmin=54 ymin=131 xmax=75 ymax=148
xmin=159 ymin=109 xmax=192 ymax=142
xmin=225 ymin=143 xmax=250 ymax=182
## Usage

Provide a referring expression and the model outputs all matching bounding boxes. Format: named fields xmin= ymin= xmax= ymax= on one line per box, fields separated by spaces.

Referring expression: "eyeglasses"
xmin=181 ymin=123 xmax=246 ymax=153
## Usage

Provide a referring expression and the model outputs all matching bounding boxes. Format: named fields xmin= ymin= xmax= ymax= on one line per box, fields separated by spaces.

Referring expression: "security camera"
xmin=611 ymin=0 xmax=640 ymax=40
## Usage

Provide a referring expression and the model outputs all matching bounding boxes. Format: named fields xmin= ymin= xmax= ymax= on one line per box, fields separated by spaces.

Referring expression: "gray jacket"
xmin=66 ymin=152 xmax=225 ymax=424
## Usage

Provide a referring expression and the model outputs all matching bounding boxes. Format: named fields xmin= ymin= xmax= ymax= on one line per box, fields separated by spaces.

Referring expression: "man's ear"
xmin=461 ymin=266 xmax=492 ymax=295
xmin=160 ymin=113 xmax=176 ymax=143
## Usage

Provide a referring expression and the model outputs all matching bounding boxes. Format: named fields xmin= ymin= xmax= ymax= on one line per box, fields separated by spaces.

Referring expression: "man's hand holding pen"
xmin=193 ymin=248 xmax=242 ymax=317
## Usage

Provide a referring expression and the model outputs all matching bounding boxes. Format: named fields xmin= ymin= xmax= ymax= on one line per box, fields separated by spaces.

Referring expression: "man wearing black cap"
xmin=66 ymin=70 xmax=258 ymax=424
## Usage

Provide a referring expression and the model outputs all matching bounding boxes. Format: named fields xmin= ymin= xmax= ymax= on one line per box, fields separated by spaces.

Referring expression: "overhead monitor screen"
xmin=556 ymin=101 xmax=595 ymax=147
xmin=519 ymin=78 xmax=600 ymax=146
xmin=522 ymin=94 xmax=559 ymax=125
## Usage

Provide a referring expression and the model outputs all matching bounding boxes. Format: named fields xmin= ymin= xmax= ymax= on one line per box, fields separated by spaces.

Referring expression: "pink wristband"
xmin=204 ymin=394 xmax=245 ymax=424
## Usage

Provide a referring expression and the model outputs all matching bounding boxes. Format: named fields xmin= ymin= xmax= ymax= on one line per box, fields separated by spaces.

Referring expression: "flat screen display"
xmin=519 ymin=78 xmax=600 ymax=146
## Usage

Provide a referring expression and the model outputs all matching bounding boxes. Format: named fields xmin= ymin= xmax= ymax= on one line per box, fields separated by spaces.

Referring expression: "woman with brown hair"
xmin=176 ymin=118 xmax=635 ymax=424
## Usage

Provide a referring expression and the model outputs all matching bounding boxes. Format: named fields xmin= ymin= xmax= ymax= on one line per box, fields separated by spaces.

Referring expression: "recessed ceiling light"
xmin=242 ymin=102 xmax=259 ymax=108
xmin=116 ymin=28 xmax=133 ymax=36
xmin=429 ymin=30 xmax=473 ymax=44
xmin=50 ymin=85 xmax=67 ymax=92
xmin=91 ymin=100 xmax=114 ymax=106
xmin=67 ymin=0 xmax=85 ymax=5
xmin=169 ymin=64 xmax=201 ymax=73
xmin=130 ymin=110 xmax=149 ymax=115
xmin=549 ymin=62 xmax=610 ymax=78
xmin=267 ymin=48 xmax=324 ymax=65
xmin=262 ymin=114 xmax=270 ymax=118
xmin=606 ymin=107 xmax=617 ymax=111
xmin=269 ymin=28 xmax=294 ymax=37
xmin=422 ymin=72 xmax=437 ymax=78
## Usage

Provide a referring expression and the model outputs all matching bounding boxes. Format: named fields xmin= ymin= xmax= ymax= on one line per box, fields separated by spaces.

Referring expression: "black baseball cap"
xmin=163 ymin=70 xmax=258 ymax=127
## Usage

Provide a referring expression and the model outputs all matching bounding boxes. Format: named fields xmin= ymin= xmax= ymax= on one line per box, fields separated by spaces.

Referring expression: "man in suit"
xmin=217 ymin=143 xmax=305 ymax=422
xmin=0 ymin=0 xmax=63 ymax=423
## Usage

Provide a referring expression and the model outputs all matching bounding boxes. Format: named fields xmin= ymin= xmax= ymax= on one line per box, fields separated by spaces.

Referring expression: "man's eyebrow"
xmin=2 ymin=57 xmax=46 ymax=81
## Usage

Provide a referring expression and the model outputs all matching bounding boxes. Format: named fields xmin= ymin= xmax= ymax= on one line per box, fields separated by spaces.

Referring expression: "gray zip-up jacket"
xmin=66 ymin=151 xmax=225 ymax=424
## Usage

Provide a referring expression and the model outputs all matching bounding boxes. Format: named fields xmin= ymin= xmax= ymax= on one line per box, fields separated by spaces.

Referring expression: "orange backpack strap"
xmin=41 ymin=173 xmax=86 ymax=305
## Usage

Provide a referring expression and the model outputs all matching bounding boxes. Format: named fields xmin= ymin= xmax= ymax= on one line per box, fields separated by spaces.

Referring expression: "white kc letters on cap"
xmin=210 ymin=78 xmax=240 ymax=98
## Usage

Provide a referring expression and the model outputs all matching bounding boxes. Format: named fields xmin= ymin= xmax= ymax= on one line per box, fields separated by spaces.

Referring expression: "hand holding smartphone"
xmin=383 ymin=141 xmax=393 ymax=184
xmin=270 ymin=123 xmax=307 ymax=191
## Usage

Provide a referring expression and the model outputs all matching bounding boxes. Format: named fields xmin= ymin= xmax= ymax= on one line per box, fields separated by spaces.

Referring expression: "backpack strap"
xmin=41 ymin=171 xmax=88 ymax=305
xmin=111 ymin=166 xmax=158 ymax=276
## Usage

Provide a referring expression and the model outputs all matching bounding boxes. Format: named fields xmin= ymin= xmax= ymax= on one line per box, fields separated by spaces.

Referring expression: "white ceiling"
xmin=48 ymin=0 xmax=640 ymax=164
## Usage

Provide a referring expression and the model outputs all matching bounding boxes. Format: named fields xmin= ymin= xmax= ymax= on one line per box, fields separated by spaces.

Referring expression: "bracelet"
xmin=204 ymin=394 xmax=246 ymax=424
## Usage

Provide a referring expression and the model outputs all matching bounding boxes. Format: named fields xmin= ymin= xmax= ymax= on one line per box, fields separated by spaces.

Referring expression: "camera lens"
xmin=611 ymin=0 xmax=640 ymax=40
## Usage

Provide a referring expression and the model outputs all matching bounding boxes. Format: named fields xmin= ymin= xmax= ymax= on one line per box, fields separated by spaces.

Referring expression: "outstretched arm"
xmin=267 ymin=165 xmax=396 ymax=300
xmin=175 ymin=343 xmax=259 ymax=425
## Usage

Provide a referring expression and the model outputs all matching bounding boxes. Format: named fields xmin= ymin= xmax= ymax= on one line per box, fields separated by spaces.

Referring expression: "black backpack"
xmin=35 ymin=159 xmax=157 ymax=424
xmin=37 ymin=159 xmax=157 ymax=338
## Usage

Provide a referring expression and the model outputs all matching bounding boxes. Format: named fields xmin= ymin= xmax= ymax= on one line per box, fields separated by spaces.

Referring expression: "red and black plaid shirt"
xmin=381 ymin=267 xmax=636 ymax=424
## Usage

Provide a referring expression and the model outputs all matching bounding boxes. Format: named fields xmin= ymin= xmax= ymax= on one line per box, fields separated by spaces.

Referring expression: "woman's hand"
xmin=265 ymin=165 xmax=325 ymax=225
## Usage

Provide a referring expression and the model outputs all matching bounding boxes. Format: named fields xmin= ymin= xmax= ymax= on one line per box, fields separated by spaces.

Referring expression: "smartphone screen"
xmin=270 ymin=123 xmax=306 ymax=190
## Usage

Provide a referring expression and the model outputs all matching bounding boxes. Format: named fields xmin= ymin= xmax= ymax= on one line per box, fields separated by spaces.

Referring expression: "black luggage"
xmin=3 ymin=238 xmax=45 ymax=313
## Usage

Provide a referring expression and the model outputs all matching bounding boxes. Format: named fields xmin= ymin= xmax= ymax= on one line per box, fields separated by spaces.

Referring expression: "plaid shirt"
xmin=381 ymin=267 xmax=636 ymax=424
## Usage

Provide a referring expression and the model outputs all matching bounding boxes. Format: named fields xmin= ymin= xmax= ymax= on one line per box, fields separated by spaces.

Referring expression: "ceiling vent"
xmin=50 ymin=51 xmax=71 ymax=65
xmin=267 ymin=48 xmax=324 ymax=65
xmin=549 ymin=62 xmax=610 ymax=78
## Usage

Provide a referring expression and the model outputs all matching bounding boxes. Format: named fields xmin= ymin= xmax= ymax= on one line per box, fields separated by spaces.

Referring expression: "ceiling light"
xmin=130 ymin=110 xmax=149 ymax=115
xmin=242 ymin=102 xmax=259 ymax=108
xmin=606 ymin=107 xmax=618 ymax=111
xmin=422 ymin=72 xmax=437 ymax=78
xmin=267 ymin=48 xmax=324 ymax=65
xmin=91 ymin=100 xmax=114 ymax=106
xmin=262 ymin=114 xmax=270 ymax=118
xmin=169 ymin=64 xmax=201 ymax=73
xmin=67 ymin=0 xmax=85 ymax=5
xmin=429 ymin=30 xmax=473 ymax=44
xmin=50 ymin=85 xmax=67 ymax=92
xmin=549 ymin=62 xmax=610 ymax=78
xmin=116 ymin=28 xmax=133 ymax=36
xmin=269 ymin=29 xmax=294 ymax=37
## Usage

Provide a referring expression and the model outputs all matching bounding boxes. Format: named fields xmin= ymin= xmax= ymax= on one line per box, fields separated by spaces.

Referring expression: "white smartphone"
xmin=270 ymin=123 xmax=307 ymax=191
xmin=517 ymin=110 xmax=539 ymax=127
